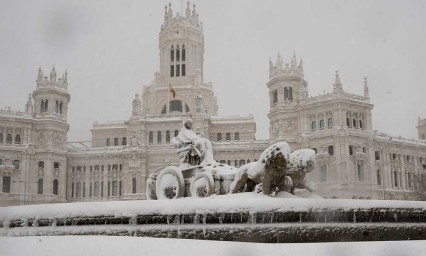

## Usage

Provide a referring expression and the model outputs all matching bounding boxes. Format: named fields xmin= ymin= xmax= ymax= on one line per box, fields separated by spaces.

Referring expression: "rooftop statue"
xmin=146 ymin=121 xmax=316 ymax=200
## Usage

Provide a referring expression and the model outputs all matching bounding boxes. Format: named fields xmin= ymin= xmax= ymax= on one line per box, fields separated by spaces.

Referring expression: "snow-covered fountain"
xmin=1 ymin=120 xmax=426 ymax=243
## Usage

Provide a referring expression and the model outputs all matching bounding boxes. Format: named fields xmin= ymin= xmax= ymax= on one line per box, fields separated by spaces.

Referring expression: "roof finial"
xmin=50 ymin=65 xmax=57 ymax=82
xmin=291 ymin=52 xmax=297 ymax=70
xmin=298 ymin=58 xmax=304 ymax=78
xmin=333 ymin=70 xmax=343 ymax=92
xmin=186 ymin=1 xmax=191 ymax=18
xmin=363 ymin=77 xmax=369 ymax=97
xmin=192 ymin=3 xmax=197 ymax=17
xmin=37 ymin=66 xmax=43 ymax=81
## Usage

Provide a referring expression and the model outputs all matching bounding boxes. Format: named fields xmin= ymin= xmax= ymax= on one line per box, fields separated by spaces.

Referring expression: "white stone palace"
xmin=1 ymin=3 xmax=425 ymax=206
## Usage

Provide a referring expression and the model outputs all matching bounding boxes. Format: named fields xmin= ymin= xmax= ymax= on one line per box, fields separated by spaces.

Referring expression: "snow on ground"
xmin=1 ymin=194 xmax=426 ymax=222
xmin=1 ymin=236 xmax=425 ymax=256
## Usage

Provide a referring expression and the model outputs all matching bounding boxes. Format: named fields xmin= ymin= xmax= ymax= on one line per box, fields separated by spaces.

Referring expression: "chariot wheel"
xmin=156 ymin=166 xmax=185 ymax=200
xmin=190 ymin=171 xmax=215 ymax=198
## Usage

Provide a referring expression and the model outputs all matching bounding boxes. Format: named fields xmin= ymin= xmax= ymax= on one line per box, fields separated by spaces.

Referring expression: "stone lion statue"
xmin=230 ymin=142 xmax=316 ymax=196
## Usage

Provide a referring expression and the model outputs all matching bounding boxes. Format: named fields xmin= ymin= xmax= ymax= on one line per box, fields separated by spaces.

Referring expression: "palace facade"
xmin=0 ymin=3 xmax=425 ymax=206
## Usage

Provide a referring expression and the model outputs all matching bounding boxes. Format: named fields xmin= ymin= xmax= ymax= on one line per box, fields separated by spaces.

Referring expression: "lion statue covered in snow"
xmin=230 ymin=142 xmax=316 ymax=196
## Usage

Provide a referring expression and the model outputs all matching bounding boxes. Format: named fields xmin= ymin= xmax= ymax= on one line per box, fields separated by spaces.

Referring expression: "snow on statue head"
xmin=230 ymin=142 xmax=316 ymax=196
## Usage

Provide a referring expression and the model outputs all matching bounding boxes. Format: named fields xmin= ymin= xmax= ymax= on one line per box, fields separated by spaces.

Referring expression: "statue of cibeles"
xmin=172 ymin=119 xmax=215 ymax=166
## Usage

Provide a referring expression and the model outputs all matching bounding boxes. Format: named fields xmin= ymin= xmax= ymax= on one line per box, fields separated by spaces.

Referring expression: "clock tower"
xmin=159 ymin=2 xmax=204 ymax=82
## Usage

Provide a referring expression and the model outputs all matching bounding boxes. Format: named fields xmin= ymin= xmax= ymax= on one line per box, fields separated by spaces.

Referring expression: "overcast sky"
xmin=1 ymin=0 xmax=425 ymax=141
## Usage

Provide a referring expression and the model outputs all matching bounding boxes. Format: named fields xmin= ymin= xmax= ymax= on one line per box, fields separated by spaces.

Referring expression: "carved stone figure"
xmin=38 ymin=132 xmax=47 ymax=145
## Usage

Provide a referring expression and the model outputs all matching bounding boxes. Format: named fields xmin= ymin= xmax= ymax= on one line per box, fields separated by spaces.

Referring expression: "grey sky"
xmin=1 ymin=0 xmax=425 ymax=141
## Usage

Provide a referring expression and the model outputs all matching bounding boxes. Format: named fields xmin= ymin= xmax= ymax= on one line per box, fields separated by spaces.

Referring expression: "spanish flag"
xmin=169 ymin=83 xmax=176 ymax=98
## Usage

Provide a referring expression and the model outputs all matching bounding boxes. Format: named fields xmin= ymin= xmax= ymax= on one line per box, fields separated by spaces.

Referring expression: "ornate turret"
xmin=268 ymin=52 xmax=304 ymax=79
xmin=333 ymin=71 xmax=343 ymax=92
xmin=33 ymin=66 xmax=71 ymax=121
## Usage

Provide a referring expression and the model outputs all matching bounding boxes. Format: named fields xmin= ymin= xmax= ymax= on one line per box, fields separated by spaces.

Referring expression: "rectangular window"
xmin=112 ymin=181 xmax=118 ymax=196
xmin=176 ymin=64 xmax=180 ymax=77
xmin=76 ymin=182 xmax=81 ymax=197
xmin=132 ymin=178 xmax=136 ymax=194
xmin=83 ymin=182 xmax=86 ymax=197
xmin=119 ymin=181 xmax=122 ymax=197
xmin=53 ymin=179 xmax=58 ymax=195
xmin=94 ymin=182 xmax=99 ymax=197
xmin=377 ymin=169 xmax=382 ymax=185
xmin=114 ymin=138 xmax=118 ymax=146
xmin=38 ymin=179 xmax=44 ymax=194
xmin=182 ymin=64 xmax=186 ymax=76
xmin=166 ymin=131 xmax=170 ymax=143
xmin=157 ymin=131 xmax=162 ymax=143
xmin=375 ymin=151 xmax=380 ymax=160
xmin=170 ymin=65 xmax=174 ymax=77
xmin=357 ymin=164 xmax=364 ymax=182
xmin=226 ymin=133 xmax=231 ymax=141
xmin=122 ymin=137 xmax=127 ymax=145
xmin=2 ymin=176 xmax=11 ymax=193
xmin=90 ymin=182 xmax=92 ymax=197
xmin=108 ymin=181 xmax=111 ymax=196
xmin=101 ymin=181 xmax=104 ymax=197
xmin=71 ymin=182 xmax=74 ymax=198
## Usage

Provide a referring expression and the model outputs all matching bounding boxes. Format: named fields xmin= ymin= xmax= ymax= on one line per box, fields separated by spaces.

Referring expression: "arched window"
xmin=319 ymin=120 xmax=325 ymax=129
xmin=15 ymin=134 xmax=21 ymax=144
xmin=349 ymin=145 xmax=354 ymax=155
xmin=375 ymin=151 xmax=380 ymax=160
xmin=327 ymin=118 xmax=333 ymax=128
xmin=182 ymin=64 xmax=186 ymax=76
xmin=170 ymin=46 xmax=174 ymax=62
xmin=38 ymin=178 xmax=44 ymax=194
xmin=132 ymin=178 xmax=137 ymax=194
xmin=217 ymin=133 xmax=222 ymax=141
xmin=273 ymin=90 xmax=278 ymax=104
xmin=166 ymin=131 xmax=171 ymax=143
xmin=176 ymin=45 xmax=180 ymax=62
xmin=101 ymin=181 xmax=104 ymax=196
xmin=119 ymin=164 xmax=122 ymax=170
xmin=0 ymin=132 xmax=3 ymax=143
xmin=288 ymin=87 xmax=293 ymax=101
xmin=226 ymin=132 xmax=231 ymax=141
xmin=235 ymin=132 xmax=240 ymax=141
xmin=53 ymin=179 xmax=59 ymax=195
xmin=6 ymin=133 xmax=12 ymax=144
xmin=182 ymin=45 xmax=186 ymax=61
xmin=353 ymin=119 xmax=357 ymax=128
xmin=0 ymin=159 xmax=2 ymax=165
xmin=13 ymin=160 xmax=19 ymax=169
xmin=59 ymin=101 xmax=63 ymax=114
xmin=157 ymin=131 xmax=162 ymax=143
xmin=359 ymin=120 xmax=363 ymax=129
xmin=112 ymin=164 xmax=118 ymax=170
xmin=89 ymin=182 xmax=92 ymax=197
xmin=2 ymin=176 xmax=11 ymax=193
xmin=44 ymin=100 xmax=48 ymax=113
xmin=239 ymin=159 xmax=246 ymax=166
xmin=40 ymin=100 xmax=44 ymax=113
xmin=311 ymin=121 xmax=316 ymax=130
xmin=227 ymin=160 xmax=231 ymax=165
xmin=38 ymin=161 xmax=44 ymax=169
xmin=106 ymin=138 xmax=110 ymax=146
xmin=55 ymin=100 xmax=59 ymax=113
xmin=122 ymin=137 xmax=127 ymax=145
xmin=149 ymin=132 xmax=153 ymax=144
xmin=234 ymin=160 xmax=238 ymax=166
xmin=220 ymin=160 xmax=226 ymax=164
xmin=114 ymin=138 xmax=118 ymax=146
xmin=76 ymin=182 xmax=81 ymax=197
xmin=108 ymin=165 xmax=111 ymax=171
xmin=328 ymin=146 xmax=334 ymax=156
xmin=170 ymin=100 xmax=183 ymax=112
xmin=320 ymin=165 xmax=327 ymax=182
xmin=346 ymin=118 xmax=350 ymax=127
xmin=284 ymin=87 xmax=288 ymax=100
xmin=174 ymin=130 xmax=179 ymax=137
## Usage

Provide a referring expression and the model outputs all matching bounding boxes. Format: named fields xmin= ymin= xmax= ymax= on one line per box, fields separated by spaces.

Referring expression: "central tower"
xmin=159 ymin=2 xmax=204 ymax=82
